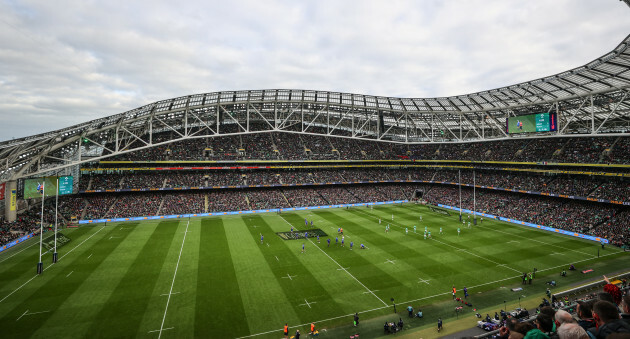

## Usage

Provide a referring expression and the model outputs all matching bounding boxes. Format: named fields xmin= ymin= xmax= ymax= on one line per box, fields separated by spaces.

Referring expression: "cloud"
xmin=0 ymin=0 xmax=629 ymax=141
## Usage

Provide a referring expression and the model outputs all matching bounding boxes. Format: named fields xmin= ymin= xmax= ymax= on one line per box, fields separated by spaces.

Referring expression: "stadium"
xmin=2 ymin=3 xmax=630 ymax=339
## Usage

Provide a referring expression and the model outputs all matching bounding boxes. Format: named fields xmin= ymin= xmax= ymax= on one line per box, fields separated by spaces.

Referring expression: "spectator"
xmin=590 ymin=300 xmax=630 ymax=338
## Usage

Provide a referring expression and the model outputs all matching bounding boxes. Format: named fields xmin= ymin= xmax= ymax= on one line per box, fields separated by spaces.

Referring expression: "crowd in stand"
xmin=160 ymin=193 xmax=206 ymax=215
xmin=207 ymin=191 xmax=249 ymax=212
xmin=590 ymin=180 xmax=630 ymax=202
xmin=277 ymin=170 xmax=314 ymax=184
xmin=6 ymin=134 xmax=630 ymax=248
xmin=80 ymin=173 xmax=124 ymax=190
xmin=77 ymin=168 xmax=630 ymax=207
xmin=282 ymin=188 xmax=329 ymax=207
xmin=246 ymin=189 xmax=286 ymax=210
xmin=423 ymin=185 xmax=629 ymax=246
xmin=599 ymin=210 xmax=630 ymax=247
xmin=317 ymin=187 xmax=361 ymax=204
xmin=242 ymin=133 xmax=277 ymax=160
xmin=490 ymin=279 xmax=630 ymax=339
xmin=122 ymin=174 xmax=165 ymax=189
xmin=109 ymin=193 xmax=162 ymax=218
xmin=97 ymin=125 xmax=630 ymax=163
xmin=83 ymin=196 xmax=117 ymax=220
xmin=56 ymin=196 xmax=86 ymax=220
xmin=607 ymin=137 xmax=630 ymax=164
xmin=166 ymin=173 xmax=205 ymax=188
xmin=561 ymin=137 xmax=612 ymax=164
xmin=542 ymin=177 xmax=600 ymax=197
xmin=3 ymin=180 xmax=629 ymax=248
xmin=0 ymin=210 xmax=42 ymax=245
xmin=0 ymin=205 xmax=60 ymax=246
xmin=245 ymin=172 xmax=281 ymax=186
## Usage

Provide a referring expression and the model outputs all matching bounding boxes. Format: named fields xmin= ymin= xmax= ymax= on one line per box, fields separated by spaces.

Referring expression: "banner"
xmin=0 ymin=182 xmax=5 ymax=200
xmin=10 ymin=189 xmax=16 ymax=211
xmin=0 ymin=232 xmax=35 ymax=253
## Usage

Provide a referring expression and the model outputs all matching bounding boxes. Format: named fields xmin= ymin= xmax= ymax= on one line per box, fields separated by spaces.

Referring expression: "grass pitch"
xmin=0 ymin=203 xmax=628 ymax=339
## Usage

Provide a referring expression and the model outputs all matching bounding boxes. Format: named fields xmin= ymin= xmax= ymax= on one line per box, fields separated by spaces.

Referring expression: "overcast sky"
xmin=1 ymin=0 xmax=629 ymax=142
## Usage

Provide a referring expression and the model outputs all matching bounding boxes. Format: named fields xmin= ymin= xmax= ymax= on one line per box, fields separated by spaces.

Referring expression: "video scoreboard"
xmin=506 ymin=112 xmax=557 ymax=134
xmin=23 ymin=176 xmax=74 ymax=199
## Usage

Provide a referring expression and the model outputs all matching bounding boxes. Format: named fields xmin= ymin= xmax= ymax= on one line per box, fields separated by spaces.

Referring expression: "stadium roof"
xmin=1 ymin=34 xmax=630 ymax=182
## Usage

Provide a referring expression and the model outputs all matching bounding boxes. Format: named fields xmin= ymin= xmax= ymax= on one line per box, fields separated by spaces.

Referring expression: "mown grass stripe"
xmin=242 ymin=215 xmax=349 ymax=322
xmin=0 ymin=225 xmax=130 ymax=338
xmin=0 ymin=226 xmax=93 ymax=281
xmin=194 ymin=218 xmax=248 ymax=338
xmin=83 ymin=220 xmax=180 ymax=338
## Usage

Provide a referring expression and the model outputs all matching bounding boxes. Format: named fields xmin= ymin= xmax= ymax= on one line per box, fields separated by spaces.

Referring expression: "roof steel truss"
xmin=1 ymin=35 xmax=630 ymax=181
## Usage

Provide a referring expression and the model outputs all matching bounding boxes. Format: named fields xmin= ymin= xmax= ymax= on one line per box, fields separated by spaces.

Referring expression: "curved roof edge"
xmin=1 ymin=34 xmax=630 ymax=149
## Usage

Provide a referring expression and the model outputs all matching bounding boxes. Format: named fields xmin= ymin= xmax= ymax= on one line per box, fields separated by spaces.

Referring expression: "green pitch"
xmin=0 ymin=203 xmax=627 ymax=338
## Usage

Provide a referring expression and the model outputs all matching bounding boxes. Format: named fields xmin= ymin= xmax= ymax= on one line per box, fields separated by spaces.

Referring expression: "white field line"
xmin=431 ymin=237 xmax=523 ymax=274
xmin=475 ymin=224 xmax=597 ymax=257
xmin=66 ymin=271 xmax=73 ymax=278
xmin=157 ymin=219 xmax=190 ymax=339
xmin=160 ymin=292 xmax=180 ymax=297
xmin=16 ymin=309 xmax=28 ymax=322
xmin=0 ymin=226 xmax=107 ymax=304
xmin=235 ymin=250 xmax=622 ymax=339
xmin=404 ymin=204 xmax=610 ymax=257
xmin=18 ymin=309 xmax=50 ymax=321
xmin=353 ymin=209 xmax=522 ymax=274
xmin=278 ymin=214 xmax=387 ymax=307
xmin=148 ymin=327 xmax=174 ymax=333
xmin=0 ymin=239 xmax=40 ymax=264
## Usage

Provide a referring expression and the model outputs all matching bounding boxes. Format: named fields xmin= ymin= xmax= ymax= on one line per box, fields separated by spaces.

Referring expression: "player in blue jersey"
xmin=302 ymin=243 xmax=305 ymax=253
xmin=335 ymin=236 xmax=339 ymax=245
xmin=341 ymin=238 xmax=345 ymax=247
xmin=317 ymin=234 xmax=320 ymax=243
xmin=260 ymin=234 xmax=264 ymax=244
xmin=327 ymin=238 xmax=331 ymax=247
xmin=350 ymin=241 xmax=353 ymax=250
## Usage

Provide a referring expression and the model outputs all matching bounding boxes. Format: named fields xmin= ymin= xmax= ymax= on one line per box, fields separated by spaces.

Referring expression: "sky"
xmin=1 ymin=0 xmax=629 ymax=142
